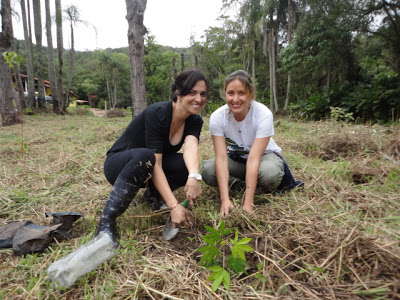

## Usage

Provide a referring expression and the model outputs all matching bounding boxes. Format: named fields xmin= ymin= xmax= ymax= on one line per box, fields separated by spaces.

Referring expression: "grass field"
xmin=1 ymin=107 xmax=399 ymax=299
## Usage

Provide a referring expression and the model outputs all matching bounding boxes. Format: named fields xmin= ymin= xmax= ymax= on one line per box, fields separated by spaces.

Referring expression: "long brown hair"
xmin=224 ymin=70 xmax=256 ymax=100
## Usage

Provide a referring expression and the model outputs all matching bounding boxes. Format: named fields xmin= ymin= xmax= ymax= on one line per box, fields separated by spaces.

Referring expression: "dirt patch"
xmin=88 ymin=108 xmax=127 ymax=118
xmin=88 ymin=108 xmax=106 ymax=117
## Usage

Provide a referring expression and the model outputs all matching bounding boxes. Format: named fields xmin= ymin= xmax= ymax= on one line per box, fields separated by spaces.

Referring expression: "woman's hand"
xmin=220 ymin=200 xmax=234 ymax=217
xmin=184 ymin=178 xmax=202 ymax=206
xmin=242 ymin=202 xmax=254 ymax=214
xmin=171 ymin=204 xmax=191 ymax=228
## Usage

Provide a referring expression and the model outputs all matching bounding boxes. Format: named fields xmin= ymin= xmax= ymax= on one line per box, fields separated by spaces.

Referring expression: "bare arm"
xmin=183 ymin=135 xmax=202 ymax=205
xmin=212 ymin=135 xmax=235 ymax=217
xmin=243 ymin=137 xmax=270 ymax=213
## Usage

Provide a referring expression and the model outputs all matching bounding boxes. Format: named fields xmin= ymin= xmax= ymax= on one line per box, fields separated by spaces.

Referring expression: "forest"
xmin=1 ymin=0 xmax=400 ymax=299
xmin=1 ymin=0 xmax=400 ymax=124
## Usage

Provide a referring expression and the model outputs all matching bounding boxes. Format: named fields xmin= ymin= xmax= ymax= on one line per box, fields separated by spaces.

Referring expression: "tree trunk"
xmin=55 ymin=0 xmax=65 ymax=114
xmin=172 ymin=57 xmax=177 ymax=79
xmin=113 ymin=75 xmax=118 ymax=109
xmin=45 ymin=0 xmax=59 ymax=113
xmin=32 ymin=0 xmax=46 ymax=109
xmin=20 ymin=0 xmax=35 ymax=109
xmin=251 ymin=38 xmax=255 ymax=80
xmin=13 ymin=39 xmax=26 ymax=111
xmin=201 ymin=46 xmax=206 ymax=73
xmin=268 ymin=30 xmax=274 ymax=111
xmin=125 ymin=0 xmax=147 ymax=117
xmin=285 ymin=71 xmax=292 ymax=110
xmin=0 ymin=0 xmax=22 ymax=126
xmin=327 ymin=64 xmax=331 ymax=88
xmin=105 ymin=74 xmax=112 ymax=107
xmin=180 ymin=52 xmax=185 ymax=72
xmin=284 ymin=0 xmax=295 ymax=111
xmin=66 ymin=22 xmax=75 ymax=108
xmin=264 ymin=13 xmax=279 ymax=113
xmin=272 ymin=24 xmax=279 ymax=112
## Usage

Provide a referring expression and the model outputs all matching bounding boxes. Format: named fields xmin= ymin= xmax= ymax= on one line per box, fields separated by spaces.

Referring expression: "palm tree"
xmin=19 ymin=0 xmax=35 ymax=109
xmin=32 ymin=0 xmax=46 ymax=109
xmin=12 ymin=38 xmax=26 ymax=111
xmin=55 ymin=0 xmax=65 ymax=114
xmin=45 ymin=0 xmax=59 ymax=113
xmin=284 ymin=0 xmax=295 ymax=110
xmin=63 ymin=5 xmax=96 ymax=107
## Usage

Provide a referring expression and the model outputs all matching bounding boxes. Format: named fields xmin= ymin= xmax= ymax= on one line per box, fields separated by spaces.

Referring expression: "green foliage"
xmin=254 ymin=262 xmax=267 ymax=283
xmin=12 ymin=0 xmax=399 ymax=126
xmin=2 ymin=51 xmax=22 ymax=68
xmin=207 ymin=265 xmax=230 ymax=292
xmin=330 ymin=107 xmax=354 ymax=123
xmin=143 ymin=36 xmax=180 ymax=104
xmin=289 ymin=73 xmax=400 ymax=123
xmin=196 ymin=220 xmax=254 ymax=292
xmin=16 ymin=137 xmax=28 ymax=152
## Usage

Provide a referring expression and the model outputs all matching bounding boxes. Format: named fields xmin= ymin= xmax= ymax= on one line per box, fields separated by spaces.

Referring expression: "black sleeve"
xmin=145 ymin=105 xmax=168 ymax=153
xmin=185 ymin=115 xmax=203 ymax=140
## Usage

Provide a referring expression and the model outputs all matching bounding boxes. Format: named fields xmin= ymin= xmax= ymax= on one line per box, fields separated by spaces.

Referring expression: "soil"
xmin=88 ymin=108 xmax=106 ymax=117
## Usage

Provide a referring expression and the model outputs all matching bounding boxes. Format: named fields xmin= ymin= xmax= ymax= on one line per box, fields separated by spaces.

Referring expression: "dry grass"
xmin=0 ymin=109 xmax=399 ymax=299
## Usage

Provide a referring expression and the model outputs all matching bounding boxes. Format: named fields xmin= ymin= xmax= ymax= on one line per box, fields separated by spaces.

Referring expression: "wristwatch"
xmin=188 ymin=173 xmax=202 ymax=181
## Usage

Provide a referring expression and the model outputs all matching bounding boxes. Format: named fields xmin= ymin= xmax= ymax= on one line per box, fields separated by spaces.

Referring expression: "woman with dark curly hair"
xmin=98 ymin=69 xmax=209 ymax=246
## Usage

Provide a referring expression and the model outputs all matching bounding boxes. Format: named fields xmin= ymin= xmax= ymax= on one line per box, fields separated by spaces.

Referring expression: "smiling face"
xmin=225 ymin=79 xmax=252 ymax=121
xmin=178 ymin=80 xmax=207 ymax=115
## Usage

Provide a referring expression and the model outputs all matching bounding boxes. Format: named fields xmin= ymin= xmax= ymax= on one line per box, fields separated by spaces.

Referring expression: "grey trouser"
xmin=202 ymin=152 xmax=285 ymax=193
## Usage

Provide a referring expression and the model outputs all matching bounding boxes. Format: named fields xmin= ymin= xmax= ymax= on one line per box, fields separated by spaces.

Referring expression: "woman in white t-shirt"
xmin=202 ymin=70 xmax=302 ymax=216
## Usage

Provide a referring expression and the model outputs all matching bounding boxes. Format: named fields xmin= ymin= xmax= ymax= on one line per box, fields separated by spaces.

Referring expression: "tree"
xmin=55 ymin=0 xmax=65 ymax=114
xmin=93 ymin=49 xmax=113 ymax=107
xmin=355 ymin=0 xmax=400 ymax=72
xmin=284 ymin=0 xmax=295 ymax=110
xmin=125 ymin=0 xmax=147 ymax=117
xmin=19 ymin=0 xmax=35 ymax=109
xmin=45 ymin=0 xmax=59 ymax=113
xmin=63 ymin=5 xmax=96 ymax=107
xmin=262 ymin=0 xmax=288 ymax=112
xmin=282 ymin=1 xmax=355 ymax=91
xmin=12 ymin=38 xmax=26 ymax=111
xmin=32 ymin=0 xmax=45 ymax=109
xmin=0 ymin=0 xmax=22 ymax=126
xmin=144 ymin=36 xmax=178 ymax=105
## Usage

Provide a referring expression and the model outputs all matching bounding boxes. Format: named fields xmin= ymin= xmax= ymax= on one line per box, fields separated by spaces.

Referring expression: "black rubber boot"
xmin=96 ymin=177 xmax=140 ymax=247
xmin=143 ymin=186 xmax=168 ymax=211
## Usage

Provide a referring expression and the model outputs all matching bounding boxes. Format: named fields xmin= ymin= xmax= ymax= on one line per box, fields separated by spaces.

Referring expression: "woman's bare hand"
xmin=171 ymin=204 xmax=191 ymax=228
xmin=220 ymin=200 xmax=234 ymax=217
xmin=184 ymin=178 xmax=202 ymax=206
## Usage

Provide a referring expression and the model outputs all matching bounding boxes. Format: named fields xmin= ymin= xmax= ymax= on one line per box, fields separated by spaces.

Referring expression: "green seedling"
xmin=196 ymin=220 xmax=253 ymax=292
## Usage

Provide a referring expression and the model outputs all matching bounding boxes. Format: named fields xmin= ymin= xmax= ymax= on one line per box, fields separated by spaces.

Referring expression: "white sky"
xmin=12 ymin=0 xmax=227 ymax=51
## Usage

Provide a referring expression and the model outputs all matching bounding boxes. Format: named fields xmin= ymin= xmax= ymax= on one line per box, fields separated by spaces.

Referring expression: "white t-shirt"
xmin=209 ymin=101 xmax=282 ymax=159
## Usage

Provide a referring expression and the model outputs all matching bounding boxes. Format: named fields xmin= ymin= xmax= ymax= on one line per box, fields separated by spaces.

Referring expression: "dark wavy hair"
xmin=170 ymin=69 xmax=210 ymax=102
xmin=224 ymin=70 xmax=256 ymax=100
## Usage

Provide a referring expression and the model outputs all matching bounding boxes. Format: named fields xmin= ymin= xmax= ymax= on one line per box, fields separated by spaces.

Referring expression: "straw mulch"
xmin=1 ymin=114 xmax=399 ymax=299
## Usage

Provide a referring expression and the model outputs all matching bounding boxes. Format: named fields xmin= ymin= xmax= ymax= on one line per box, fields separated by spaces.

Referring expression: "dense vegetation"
xmin=14 ymin=0 xmax=400 ymax=124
